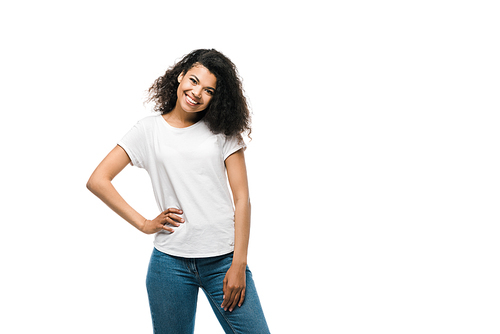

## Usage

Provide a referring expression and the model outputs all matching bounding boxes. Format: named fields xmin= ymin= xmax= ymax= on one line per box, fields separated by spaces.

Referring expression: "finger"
xmin=168 ymin=214 xmax=185 ymax=223
xmin=238 ymin=288 xmax=246 ymax=307
xmin=165 ymin=208 xmax=183 ymax=214
xmin=163 ymin=214 xmax=184 ymax=227
xmin=221 ymin=291 xmax=234 ymax=311
xmin=228 ymin=290 xmax=242 ymax=312
xmin=162 ymin=226 xmax=175 ymax=233
xmin=222 ymin=286 xmax=241 ymax=312
xmin=161 ymin=222 xmax=175 ymax=233
xmin=221 ymin=280 xmax=231 ymax=310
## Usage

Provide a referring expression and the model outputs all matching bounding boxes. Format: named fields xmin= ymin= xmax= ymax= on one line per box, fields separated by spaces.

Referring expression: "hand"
xmin=221 ymin=264 xmax=246 ymax=312
xmin=140 ymin=208 xmax=184 ymax=234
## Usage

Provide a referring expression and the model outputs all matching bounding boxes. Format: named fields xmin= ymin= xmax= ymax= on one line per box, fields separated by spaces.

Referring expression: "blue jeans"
xmin=146 ymin=248 xmax=270 ymax=334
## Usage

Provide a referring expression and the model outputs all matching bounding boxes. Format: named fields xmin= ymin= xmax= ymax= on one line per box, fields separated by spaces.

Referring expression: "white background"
xmin=1 ymin=1 xmax=499 ymax=333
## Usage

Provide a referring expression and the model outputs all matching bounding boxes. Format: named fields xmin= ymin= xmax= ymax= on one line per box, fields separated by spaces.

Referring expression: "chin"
xmin=182 ymin=105 xmax=207 ymax=114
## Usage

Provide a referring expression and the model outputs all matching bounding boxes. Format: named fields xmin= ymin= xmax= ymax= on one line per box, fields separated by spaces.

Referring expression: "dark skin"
xmin=87 ymin=65 xmax=251 ymax=312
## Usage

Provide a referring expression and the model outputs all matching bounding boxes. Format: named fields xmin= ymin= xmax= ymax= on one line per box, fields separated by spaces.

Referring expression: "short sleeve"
xmin=222 ymin=134 xmax=246 ymax=161
xmin=117 ymin=121 xmax=148 ymax=168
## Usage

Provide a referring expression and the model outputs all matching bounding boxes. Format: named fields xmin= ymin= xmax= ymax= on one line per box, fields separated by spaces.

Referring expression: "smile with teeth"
xmin=185 ymin=94 xmax=199 ymax=106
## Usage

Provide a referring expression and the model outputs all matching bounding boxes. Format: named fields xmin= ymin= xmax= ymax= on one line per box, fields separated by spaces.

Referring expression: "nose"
xmin=192 ymin=87 xmax=202 ymax=98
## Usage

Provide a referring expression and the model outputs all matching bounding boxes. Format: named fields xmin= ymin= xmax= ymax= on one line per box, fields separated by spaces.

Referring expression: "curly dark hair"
xmin=146 ymin=49 xmax=251 ymax=139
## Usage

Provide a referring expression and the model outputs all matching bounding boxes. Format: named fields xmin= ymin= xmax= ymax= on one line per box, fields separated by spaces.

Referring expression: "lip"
xmin=185 ymin=94 xmax=200 ymax=106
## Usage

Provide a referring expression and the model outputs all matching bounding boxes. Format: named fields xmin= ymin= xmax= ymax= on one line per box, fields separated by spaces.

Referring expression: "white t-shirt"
xmin=118 ymin=115 xmax=246 ymax=258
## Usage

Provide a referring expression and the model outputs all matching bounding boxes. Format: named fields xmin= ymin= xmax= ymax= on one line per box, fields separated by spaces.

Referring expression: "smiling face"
xmin=176 ymin=64 xmax=217 ymax=113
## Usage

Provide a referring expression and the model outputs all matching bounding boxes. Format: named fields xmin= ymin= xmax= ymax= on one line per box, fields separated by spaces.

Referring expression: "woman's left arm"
xmin=221 ymin=149 xmax=250 ymax=312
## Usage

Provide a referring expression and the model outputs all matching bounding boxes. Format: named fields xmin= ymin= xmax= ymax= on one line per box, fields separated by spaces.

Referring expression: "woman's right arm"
xmin=86 ymin=145 xmax=184 ymax=234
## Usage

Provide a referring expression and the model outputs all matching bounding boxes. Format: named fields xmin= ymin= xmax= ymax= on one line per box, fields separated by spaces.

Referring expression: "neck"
xmin=164 ymin=105 xmax=203 ymax=128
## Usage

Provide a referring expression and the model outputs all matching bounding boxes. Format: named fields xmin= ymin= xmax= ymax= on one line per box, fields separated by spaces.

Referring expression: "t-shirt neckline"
xmin=160 ymin=114 xmax=204 ymax=131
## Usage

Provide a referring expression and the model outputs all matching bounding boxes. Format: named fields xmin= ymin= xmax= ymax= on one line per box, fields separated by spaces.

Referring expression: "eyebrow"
xmin=191 ymin=75 xmax=216 ymax=91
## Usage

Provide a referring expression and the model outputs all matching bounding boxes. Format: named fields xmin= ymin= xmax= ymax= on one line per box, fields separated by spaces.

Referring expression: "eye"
xmin=189 ymin=78 xmax=197 ymax=85
xmin=205 ymin=89 xmax=214 ymax=96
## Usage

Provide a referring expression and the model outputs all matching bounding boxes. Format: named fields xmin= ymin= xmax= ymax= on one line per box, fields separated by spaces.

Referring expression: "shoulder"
xmin=127 ymin=115 xmax=162 ymax=134
xmin=135 ymin=114 xmax=161 ymax=126
xmin=121 ymin=115 xmax=161 ymax=142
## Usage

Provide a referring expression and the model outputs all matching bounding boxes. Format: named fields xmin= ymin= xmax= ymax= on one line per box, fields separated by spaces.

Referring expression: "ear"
xmin=177 ymin=72 xmax=184 ymax=83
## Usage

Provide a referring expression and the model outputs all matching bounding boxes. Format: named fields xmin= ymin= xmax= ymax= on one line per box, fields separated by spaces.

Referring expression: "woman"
xmin=87 ymin=49 xmax=270 ymax=333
